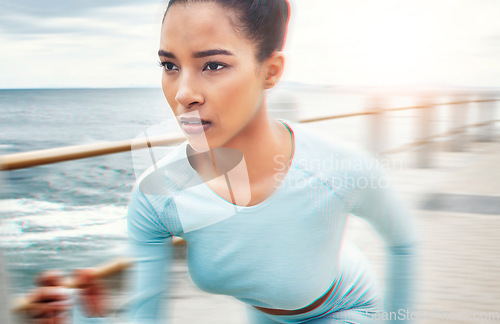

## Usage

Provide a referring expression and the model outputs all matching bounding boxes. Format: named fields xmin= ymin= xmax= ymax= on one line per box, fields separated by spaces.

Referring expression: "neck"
xmin=190 ymin=101 xmax=292 ymax=184
xmin=225 ymin=109 xmax=288 ymax=181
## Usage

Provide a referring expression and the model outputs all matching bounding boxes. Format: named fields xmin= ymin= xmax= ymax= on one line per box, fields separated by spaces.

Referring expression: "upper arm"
xmin=125 ymin=187 xmax=174 ymax=323
xmin=348 ymin=155 xmax=418 ymax=249
xmin=347 ymin=154 xmax=419 ymax=316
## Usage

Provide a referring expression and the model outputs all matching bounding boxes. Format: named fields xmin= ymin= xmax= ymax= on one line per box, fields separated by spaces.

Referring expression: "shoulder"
xmin=128 ymin=141 xmax=193 ymax=237
xmin=131 ymin=140 xmax=200 ymax=198
xmin=129 ymin=140 xmax=195 ymax=214
xmin=284 ymin=119 xmax=377 ymax=175
xmin=134 ymin=140 xmax=190 ymax=186
xmin=286 ymin=122 xmax=395 ymax=213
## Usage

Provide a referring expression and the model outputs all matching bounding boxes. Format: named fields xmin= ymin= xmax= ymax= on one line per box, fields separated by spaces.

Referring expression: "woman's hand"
xmin=72 ymin=268 xmax=108 ymax=317
xmin=25 ymin=270 xmax=72 ymax=324
xmin=25 ymin=268 xmax=108 ymax=323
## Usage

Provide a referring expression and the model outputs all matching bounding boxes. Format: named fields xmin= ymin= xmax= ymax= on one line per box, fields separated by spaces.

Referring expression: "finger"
xmin=35 ymin=270 xmax=65 ymax=287
xmin=26 ymin=287 xmax=72 ymax=318
xmin=73 ymin=268 xmax=108 ymax=316
xmin=27 ymin=293 xmax=72 ymax=313
xmin=80 ymin=282 xmax=107 ymax=316
xmin=29 ymin=287 xmax=72 ymax=303
xmin=28 ymin=300 xmax=72 ymax=320
xmin=73 ymin=268 xmax=97 ymax=288
xmin=33 ymin=310 xmax=68 ymax=324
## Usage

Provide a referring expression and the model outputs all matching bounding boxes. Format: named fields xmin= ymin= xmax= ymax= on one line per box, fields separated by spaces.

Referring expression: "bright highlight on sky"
xmin=1 ymin=0 xmax=499 ymax=89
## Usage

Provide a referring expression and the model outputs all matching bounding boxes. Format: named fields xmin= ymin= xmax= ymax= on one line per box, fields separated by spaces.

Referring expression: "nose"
xmin=175 ymin=72 xmax=204 ymax=108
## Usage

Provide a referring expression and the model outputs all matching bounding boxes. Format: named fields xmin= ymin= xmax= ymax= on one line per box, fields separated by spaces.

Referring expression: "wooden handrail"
xmin=1 ymin=99 xmax=498 ymax=171
xmin=10 ymin=235 xmax=186 ymax=313
xmin=0 ymin=134 xmax=185 ymax=171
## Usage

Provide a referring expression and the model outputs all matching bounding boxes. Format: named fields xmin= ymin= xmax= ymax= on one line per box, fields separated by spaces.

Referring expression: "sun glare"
xmin=353 ymin=8 xmax=442 ymax=86
xmin=286 ymin=1 xmax=457 ymax=87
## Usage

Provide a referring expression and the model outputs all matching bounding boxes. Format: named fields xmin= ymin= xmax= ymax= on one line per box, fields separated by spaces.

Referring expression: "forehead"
xmin=160 ymin=2 xmax=252 ymax=55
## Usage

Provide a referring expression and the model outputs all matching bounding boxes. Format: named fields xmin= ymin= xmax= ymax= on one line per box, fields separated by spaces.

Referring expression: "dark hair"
xmin=163 ymin=0 xmax=290 ymax=62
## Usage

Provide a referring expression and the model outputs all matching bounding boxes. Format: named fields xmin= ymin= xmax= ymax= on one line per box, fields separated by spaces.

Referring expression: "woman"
xmin=28 ymin=0 xmax=418 ymax=323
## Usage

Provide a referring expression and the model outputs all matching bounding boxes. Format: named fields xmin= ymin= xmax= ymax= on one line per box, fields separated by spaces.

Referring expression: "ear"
xmin=263 ymin=51 xmax=285 ymax=89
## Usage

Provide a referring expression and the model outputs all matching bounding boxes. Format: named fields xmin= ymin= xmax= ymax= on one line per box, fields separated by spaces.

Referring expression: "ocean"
xmin=0 ymin=88 xmax=173 ymax=294
xmin=0 ymin=86 xmax=485 ymax=295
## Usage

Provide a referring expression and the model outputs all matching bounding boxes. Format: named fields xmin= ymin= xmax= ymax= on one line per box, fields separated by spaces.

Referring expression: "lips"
xmin=178 ymin=114 xmax=212 ymax=135
xmin=179 ymin=117 xmax=211 ymax=125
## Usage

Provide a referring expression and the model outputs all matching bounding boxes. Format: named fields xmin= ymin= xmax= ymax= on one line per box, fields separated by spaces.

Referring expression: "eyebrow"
xmin=193 ymin=49 xmax=234 ymax=58
xmin=158 ymin=49 xmax=234 ymax=59
xmin=158 ymin=50 xmax=175 ymax=59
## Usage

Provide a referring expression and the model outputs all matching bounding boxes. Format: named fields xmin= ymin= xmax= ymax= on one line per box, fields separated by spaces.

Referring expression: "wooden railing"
xmin=1 ymin=93 xmax=498 ymax=171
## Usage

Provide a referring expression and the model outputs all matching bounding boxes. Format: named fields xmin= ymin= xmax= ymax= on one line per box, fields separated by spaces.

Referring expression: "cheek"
xmin=216 ymin=71 xmax=263 ymax=110
xmin=161 ymin=74 xmax=178 ymax=110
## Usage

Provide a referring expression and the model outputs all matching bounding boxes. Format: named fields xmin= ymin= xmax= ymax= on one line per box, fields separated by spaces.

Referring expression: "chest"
xmin=203 ymin=172 xmax=283 ymax=208
xmin=176 ymin=177 xmax=349 ymax=304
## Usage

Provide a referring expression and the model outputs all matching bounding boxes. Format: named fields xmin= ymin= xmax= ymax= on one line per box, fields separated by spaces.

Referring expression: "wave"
xmin=0 ymin=199 xmax=128 ymax=248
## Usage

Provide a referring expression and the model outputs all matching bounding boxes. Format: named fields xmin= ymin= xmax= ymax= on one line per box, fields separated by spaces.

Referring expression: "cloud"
xmin=1 ymin=0 xmax=499 ymax=88
xmin=0 ymin=0 xmax=163 ymax=18
xmin=0 ymin=1 xmax=166 ymax=88
xmin=0 ymin=0 xmax=166 ymax=38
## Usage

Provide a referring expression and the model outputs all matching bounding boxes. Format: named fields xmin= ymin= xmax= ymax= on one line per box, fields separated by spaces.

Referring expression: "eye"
xmin=204 ymin=62 xmax=226 ymax=71
xmin=159 ymin=61 xmax=179 ymax=72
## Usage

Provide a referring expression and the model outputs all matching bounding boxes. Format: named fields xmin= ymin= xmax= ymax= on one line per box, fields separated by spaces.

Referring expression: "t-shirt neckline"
xmin=184 ymin=119 xmax=297 ymax=211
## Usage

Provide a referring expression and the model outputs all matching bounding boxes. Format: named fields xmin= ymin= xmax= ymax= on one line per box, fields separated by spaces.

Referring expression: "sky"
xmin=1 ymin=0 xmax=499 ymax=89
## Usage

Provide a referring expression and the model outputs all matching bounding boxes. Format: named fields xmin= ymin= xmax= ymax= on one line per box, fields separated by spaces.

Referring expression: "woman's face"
xmin=159 ymin=2 xmax=268 ymax=151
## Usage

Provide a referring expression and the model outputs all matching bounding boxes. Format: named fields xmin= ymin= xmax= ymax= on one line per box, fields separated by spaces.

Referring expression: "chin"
xmin=187 ymin=131 xmax=223 ymax=152
xmin=186 ymin=138 xmax=210 ymax=152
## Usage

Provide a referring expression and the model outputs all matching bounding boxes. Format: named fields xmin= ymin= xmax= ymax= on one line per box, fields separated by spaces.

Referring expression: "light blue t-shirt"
xmin=75 ymin=119 xmax=418 ymax=323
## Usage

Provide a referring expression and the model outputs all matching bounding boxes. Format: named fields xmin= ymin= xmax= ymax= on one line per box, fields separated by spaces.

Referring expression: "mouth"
xmin=178 ymin=116 xmax=212 ymax=135
xmin=179 ymin=117 xmax=211 ymax=125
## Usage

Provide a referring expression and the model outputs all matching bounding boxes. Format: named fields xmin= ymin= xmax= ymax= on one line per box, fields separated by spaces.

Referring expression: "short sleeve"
xmin=349 ymin=154 xmax=419 ymax=322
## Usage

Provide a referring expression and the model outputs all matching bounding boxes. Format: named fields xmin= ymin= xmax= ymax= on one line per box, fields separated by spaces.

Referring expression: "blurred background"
xmin=0 ymin=0 xmax=499 ymax=323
